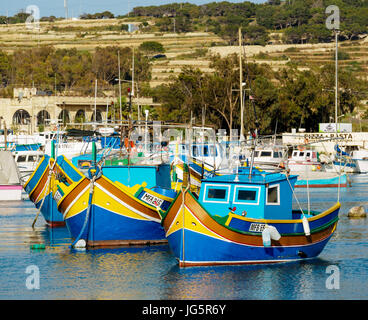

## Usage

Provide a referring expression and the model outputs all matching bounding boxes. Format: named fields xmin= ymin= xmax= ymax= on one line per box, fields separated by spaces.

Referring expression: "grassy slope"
xmin=1 ymin=17 xmax=367 ymax=126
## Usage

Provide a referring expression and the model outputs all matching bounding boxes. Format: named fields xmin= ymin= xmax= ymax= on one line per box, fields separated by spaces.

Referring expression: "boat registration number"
xmin=53 ymin=190 xmax=63 ymax=203
xmin=141 ymin=192 xmax=164 ymax=208
xmin=249 ymin=223 xmax=266 ymax=233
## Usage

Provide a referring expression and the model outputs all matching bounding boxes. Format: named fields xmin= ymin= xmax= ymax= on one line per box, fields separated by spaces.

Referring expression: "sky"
xmin=1 ymin=0 xmax=266 ymax=18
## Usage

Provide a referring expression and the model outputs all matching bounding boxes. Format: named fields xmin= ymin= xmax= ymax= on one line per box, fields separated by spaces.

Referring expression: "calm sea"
xmin=0 ymin=174 xmax=367 ymax=300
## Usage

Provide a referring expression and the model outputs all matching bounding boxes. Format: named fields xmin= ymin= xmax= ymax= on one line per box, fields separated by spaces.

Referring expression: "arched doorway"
xmin=37 ymin=110 xmax=51 ymax=125
xmin=58 ymin=110 xmax=70 ymax=124
xmin=75 ymin=110 xmax=86 ymax=123
xmin=13 ymin=109 xmax=31 ymax=125
xmin=91 ymin=110 xmax=102 ymax=123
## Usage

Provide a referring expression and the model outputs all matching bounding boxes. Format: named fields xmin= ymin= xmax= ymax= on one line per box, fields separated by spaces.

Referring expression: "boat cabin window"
xmin=204 ymin=184 xmax=230 ymax=203
xmin=208 ymin=188 xmax=226 ymax=200
xmin=192 ymin=145 xmax=217 ymax=158
xmin=260 ymin=151 xmax=272 ymax=157
xmin=254 ymin=151 xmax=259 ymax=157
xmin=273 ymin=152 xmax=280 ymax=158
xmin=293 ymin=151 xmax=298 ymax=157
xmin=238 ymin=190 xmax=256 ymax=200
xmin=209 ymin=145 xmax=217 ymax=156
xmin=17 ymin=155 xmax=27 ymax=162
xmin=28 ymin=155 xmax=38 ymax=162
xmin=266 ymin=185 xmax=280 ymax=205
xmin=192 ymin=145 xmax=199 ymax=157
xmin=306 ymin=152 xmax=310 ymax=157
xmin=299 ymin=152 xmax=304 ymax=157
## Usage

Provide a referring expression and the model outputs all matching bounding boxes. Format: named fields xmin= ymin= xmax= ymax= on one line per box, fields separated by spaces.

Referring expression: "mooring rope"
xmin=32 ymin=159 xmax=57 ymax=228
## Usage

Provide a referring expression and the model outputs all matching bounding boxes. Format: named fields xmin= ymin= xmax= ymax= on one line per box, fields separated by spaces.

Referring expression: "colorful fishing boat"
xmin=160 ymin=167 xmax=340 ymax=267
xmin=170 ymin=142 xmax=225 ymax=188
xmin=54 ymin=161 xmax=176 ymax=248
xmin=23 ymin=153 xmax=84 ymax=227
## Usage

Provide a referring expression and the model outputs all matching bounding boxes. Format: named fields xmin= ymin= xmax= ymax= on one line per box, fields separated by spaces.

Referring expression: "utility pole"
xmin=94 ymin=79 xmax=97 ymax=127
xmin=335 ymin=29 xmax=339 ymax=134
xmin=239 ymin=27 xmax=244 ymax=140
xmin=326 ymin=5 xmax=340 ymax=134
xmin=118 ymin=50 xmax=122 ymax=122
xmin=64 ymin=0 xmax=68 ymax=20
xmin=132 ymin=47 xmax=135 ymax=98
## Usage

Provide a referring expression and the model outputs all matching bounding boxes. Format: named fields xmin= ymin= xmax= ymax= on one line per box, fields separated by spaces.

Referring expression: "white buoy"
xmin=262 ymin=228 xmax=271 ymax=247
xmin=267 ymin=225 xmax=281 ymax=241
xmin=302 ymin=216 xmax=310 ymax=236
xmin=74 ymin=239 xmax=87 ymax=249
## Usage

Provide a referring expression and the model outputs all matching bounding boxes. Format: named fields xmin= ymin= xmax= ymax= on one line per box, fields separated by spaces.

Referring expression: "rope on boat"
xmin=71 ymin=173 xmax=97 ymax=249
xmin=32 ymin=159 xmax=57 ymax=228
xmin=285 ymin=172 xmax=310 ymax=236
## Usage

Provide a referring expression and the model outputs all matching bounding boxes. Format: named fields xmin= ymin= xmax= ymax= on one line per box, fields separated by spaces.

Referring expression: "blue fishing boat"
xmin=160 ymin=167 xmax=340 ymax=267
xmin=24 ymin=150 xmax=84 ymax=227
xmin=170 ymin=142 xmax=225 ymax=188
xmin=53 ymin=140 xmax=176 ymax=247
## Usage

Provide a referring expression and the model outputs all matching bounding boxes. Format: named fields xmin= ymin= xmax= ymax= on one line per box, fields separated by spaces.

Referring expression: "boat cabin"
xmin=198 ymin=168 xmax=298 ymax=220
xmin=13 ymin=150 xmax=43 ymax=166
xmin=290 ymin=149 xmax=319 ymax=162
xmin=169 ymin=142 xmax=225 ymax=170
xmin=254 ymin=149 xmax=283 ymax=160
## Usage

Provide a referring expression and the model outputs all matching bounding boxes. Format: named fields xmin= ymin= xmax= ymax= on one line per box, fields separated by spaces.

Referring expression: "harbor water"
xmin=0 ymin=174 xmax=368 ymax=300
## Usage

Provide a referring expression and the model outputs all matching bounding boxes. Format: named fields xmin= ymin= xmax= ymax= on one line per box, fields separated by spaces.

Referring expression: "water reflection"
xmin=50 ymin=245 xmax=173 ymax=299
xmin=0 ymin=183 xmax=368 ymax=299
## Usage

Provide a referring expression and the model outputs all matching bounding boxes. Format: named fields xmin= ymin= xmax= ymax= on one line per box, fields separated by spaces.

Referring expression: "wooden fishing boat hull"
xmin=24 ymin=154 xmax=84 ymax=226
xmin=162 ymin=191 xmax=339 ymax=267
xmin=57 ymin=175 xmax=168 ymax=247
xmin=24 ymin=155 xmax=65 ymax=226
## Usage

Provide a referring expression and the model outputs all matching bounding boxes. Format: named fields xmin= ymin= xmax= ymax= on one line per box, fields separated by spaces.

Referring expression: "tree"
xmin=0 ymin=50 xmax=11 ymax=86
xmin=138 ymin=41 xmax=165 ymax=55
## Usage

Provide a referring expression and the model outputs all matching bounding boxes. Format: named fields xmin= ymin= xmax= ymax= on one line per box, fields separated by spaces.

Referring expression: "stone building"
xmin=0 ymin=88 xmax=157 ymax=134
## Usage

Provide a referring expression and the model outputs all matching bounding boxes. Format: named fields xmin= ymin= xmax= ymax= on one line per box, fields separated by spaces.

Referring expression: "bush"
xmin=139 ymin=41 xmax=165 ymax=54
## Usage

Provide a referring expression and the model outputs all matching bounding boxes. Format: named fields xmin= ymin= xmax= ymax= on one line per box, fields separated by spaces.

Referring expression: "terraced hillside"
xmin=1 ymin=18 xmax=367 ymax=88
xmin=0 ymin=18 xmax=222 ymax=88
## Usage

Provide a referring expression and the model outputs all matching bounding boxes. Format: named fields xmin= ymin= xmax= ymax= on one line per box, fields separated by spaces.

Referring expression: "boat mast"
xmin=335 ymin=29 xmax=339 ymax=135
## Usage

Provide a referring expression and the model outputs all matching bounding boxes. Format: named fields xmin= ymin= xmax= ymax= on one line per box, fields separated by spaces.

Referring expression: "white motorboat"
xmin=245 ymin=144 xmax=287 ymax=171
xmin=287 ymin=148 xmax=323 ymax=173
xmin=351 ymin=149 xmax=368 ymax=173
xmin=13 ymin=150 xmax=44 ymax=183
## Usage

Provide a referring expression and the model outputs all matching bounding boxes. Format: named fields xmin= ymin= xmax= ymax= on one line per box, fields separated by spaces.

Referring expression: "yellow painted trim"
xmin=143 ymin=188 xmax=174 ymax=202
xmin=225 ymin=215 xmax=232 ymax=226
xmin=24 ymin=156 xmax=47 ymax=189
xmin=55 ymin=177 xmax=86 ymax=208
xmin=28 ymin=162 xmax=49 ymax=196
xmin=101 ymin=175 xmax=161 ymax=210
xmin=226 ymin=202 xmax=341 ymax=224
xmin=192 ymin=159 xmax=214 ymax=172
